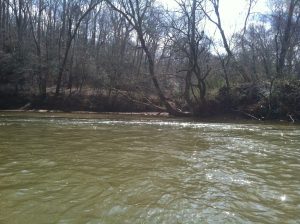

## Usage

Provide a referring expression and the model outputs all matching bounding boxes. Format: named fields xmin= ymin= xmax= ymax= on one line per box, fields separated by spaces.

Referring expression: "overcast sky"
xmin=160 ymin=0 xmax=269 ymax=50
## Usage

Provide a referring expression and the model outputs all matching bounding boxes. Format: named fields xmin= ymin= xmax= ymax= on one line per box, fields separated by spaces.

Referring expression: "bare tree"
xmin=168 ymin=0 xmax=211 ymax=114
xmin=275 ymin=0 xmax=300 ymax=76
xmin=105 ymin=0 xmax=189 ymax=115
xmin=201 ymin=0 xmax=254 ymax=82
xmin=55 ymin=0 xmax=102 ymax=95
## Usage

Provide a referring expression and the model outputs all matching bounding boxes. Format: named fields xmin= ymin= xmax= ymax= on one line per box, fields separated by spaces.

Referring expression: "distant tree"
xmin=272 ymin=0 xmax=300 ymax=77
xmin=168 ymin=0 xmax=211 ymax=114
xmin=55 ymin=0 xmax=102 ymax=96
xmin=201 ymin=0 xmax=256 ymax=83
xmin=105 ymin=0 xmax=188 ymax=115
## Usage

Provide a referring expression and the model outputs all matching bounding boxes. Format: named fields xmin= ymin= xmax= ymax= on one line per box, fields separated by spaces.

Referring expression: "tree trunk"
xmin=137 ymin=31 xmax=187 ymax=116
xmin=184 ymin=70 xmax=194 ymax=113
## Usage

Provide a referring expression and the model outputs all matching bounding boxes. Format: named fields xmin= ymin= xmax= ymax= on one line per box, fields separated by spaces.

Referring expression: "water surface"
xmin=0 ymin=112 xmax=300 ymax=223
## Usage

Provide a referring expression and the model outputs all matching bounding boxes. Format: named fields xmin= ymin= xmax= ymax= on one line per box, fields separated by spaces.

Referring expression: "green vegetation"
xmin=0 ymin=0 xmax=299 ymax=121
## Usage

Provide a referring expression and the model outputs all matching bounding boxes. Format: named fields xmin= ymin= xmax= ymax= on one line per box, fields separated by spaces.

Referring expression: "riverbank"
xmin=0 ymin=109 xmax=298 ymax=125
xmin=0 ymin=99 xmax=298 ymax=123
xmin=1 ymin=81 xmax=299 ymax=123
xmin=0 ymin=93 xmax=159 ymax=113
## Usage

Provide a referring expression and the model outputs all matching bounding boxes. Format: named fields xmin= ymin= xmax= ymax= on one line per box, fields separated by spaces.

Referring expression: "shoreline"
xmin=1 ymin=85 xmax=299 ymax=123
xmin=0 ymin=109 xmax=297 ymax=124
xmin=0 ymin=109 xmax=169 ymax=116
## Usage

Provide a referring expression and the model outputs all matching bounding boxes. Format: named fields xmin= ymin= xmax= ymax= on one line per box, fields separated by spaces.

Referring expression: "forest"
xmin=0 ymin=0 xmax=299 ymax=120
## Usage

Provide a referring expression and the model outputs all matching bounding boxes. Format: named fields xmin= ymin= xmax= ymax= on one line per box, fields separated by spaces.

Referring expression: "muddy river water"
xmin=0 ymin=112 xmax=299 ymax=223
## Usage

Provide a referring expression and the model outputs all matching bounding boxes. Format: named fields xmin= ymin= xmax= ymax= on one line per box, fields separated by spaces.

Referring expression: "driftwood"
xmin=111 ymin=88 xmax=165 ymax=111
xmin=111 ymin=88 xmax=191 ymax=117
xmin=288 ymin=114 xmax=295 ymax=123
xmin=19 ymin=103 xmax=31 ymax=110
xmin=233 ymin=109 xmax=261 ymax=121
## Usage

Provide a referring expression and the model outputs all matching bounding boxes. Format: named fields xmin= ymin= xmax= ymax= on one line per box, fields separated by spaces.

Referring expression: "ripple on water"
xmin=0 ymin=114 xmax=300 ymax=223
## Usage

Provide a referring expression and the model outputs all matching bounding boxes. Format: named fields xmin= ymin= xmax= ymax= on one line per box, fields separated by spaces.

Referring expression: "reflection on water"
xmin=0 ymin=112 xmax=300 ymax=223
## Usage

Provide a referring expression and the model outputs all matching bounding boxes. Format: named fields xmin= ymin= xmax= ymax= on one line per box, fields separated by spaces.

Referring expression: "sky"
xmin=160 ymin=0 xmax=270 ymax=49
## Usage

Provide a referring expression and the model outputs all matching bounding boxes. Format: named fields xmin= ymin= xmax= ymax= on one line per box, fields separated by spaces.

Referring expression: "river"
xmin=0 ymin=112 xmax=299 ymax=223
